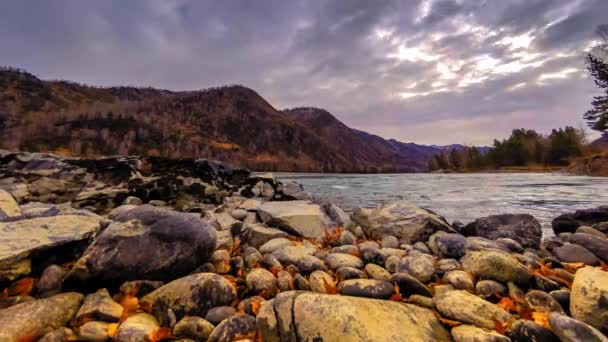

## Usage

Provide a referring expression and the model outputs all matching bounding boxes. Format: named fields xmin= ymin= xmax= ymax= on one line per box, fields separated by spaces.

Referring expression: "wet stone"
xmin=392 ymin=272 xmax=433 ymax=297
xmin=435 ymin=233 xmax=469 ymax=258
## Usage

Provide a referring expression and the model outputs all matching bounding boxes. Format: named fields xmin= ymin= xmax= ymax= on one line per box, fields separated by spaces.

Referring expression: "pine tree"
xmin=584 ymin=25 xmax=608 ymax=134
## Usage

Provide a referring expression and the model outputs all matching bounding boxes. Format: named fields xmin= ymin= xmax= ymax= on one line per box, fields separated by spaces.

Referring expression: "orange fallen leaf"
xmin=249 ymin=297 xmax=264 ymax=316
xmin=149 ymin=327 xmax=172 ymax=342
xmin=438 ymin=316 xmax=462 ymax=327
xmin=119 ymin=295 xmax=139 ymax=319
xmin=8 ymin=278 xmax=34 ymax=296
xmin=496 ymin=297 xmax=517 ymax=313
xmin=493 ymin=319 xmax=508 ymax=335
xmin=600 ymin=261 xmax=608 ymax=272
xmin=107 ymin=323 xmax=119 ymax=338
xmin=389 ymin=284 xmax=403 ymax=302
xmin=532 ymin=311 xmax=551 ymax=329
xmin=322 ymin=277 xmax=338 ymax=295
xmin=562 ymin=262 xmax=585 ymax=273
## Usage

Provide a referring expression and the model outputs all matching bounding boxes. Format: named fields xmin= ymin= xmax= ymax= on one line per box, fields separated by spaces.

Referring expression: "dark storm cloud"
xmin=0 ymin=0 xmax=604 ymax=144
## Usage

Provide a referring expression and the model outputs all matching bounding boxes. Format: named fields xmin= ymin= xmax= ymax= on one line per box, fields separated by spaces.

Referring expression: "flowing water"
xmin=273 ymin=172 xmax=608 ymax=237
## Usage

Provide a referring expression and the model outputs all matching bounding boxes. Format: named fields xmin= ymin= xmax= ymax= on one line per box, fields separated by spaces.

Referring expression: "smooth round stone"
xmin=525 ymin=290 xmax=565 ymax=314
xmin=207 ymin=314 xmax=256 ymax=342
xmin=309 ymin=270 xmax=336 ymax=294
xmin=335 ymin=267 xmax=366 ymax=282
xmin=296 ymin=255 xmax=327 ymax=273
xmin=569 ymin=233 xmax=608 ymax=263
xmin=381 ymin=236 xmax=399 ymax=249
xmin=437 ymin=259 xmax=461 ymax=274
xmin=398 ymin=254 xmax=436 ymax=283
xmin=451 ymin=324 xmax=510 ymax=342
xmin=205 ymin=306 xmax=236 ymax=326
xmin=230 ymin=209 xmax=248 ymax=220
xmin=245 ymin=268 xmax=277 ymax=299
xmin=40 ymin=328 xmax=77 ymax=342
xmin=532 ymin=274 xmax=562 ymax=292
xmin=277 ymin=270 xmax=294 ymax=292
xmin=365 ymin=263 xmax=391 ymax=282
xmin=552 ymin=244 xmax=600 ymax=266
xmin=173 ymin=317 xmax=214 ymax=341
xmin=294 ymin=273 xmax=311 ymax=291
xmin=338 ymin=230 xmax=357 ymax=246
xmin=380 ymin=248 xmax=406 ymax=258
xmin=338 ymin=279 xmax=394 ymax=299
xmin=272 ymin=245 xmax=317 ymax=265
xmin=78 ymin=321 xmax=109 ymax=342
xmin=326 ymin=253 xmax=364 ymax=270
xmin=570 ymin=266 xmax=608 ymax=334
xmin=413 ymin=242 xmax=431 ymax=254
xmin=359 ymin=246 xmax=386 ymax=265
xmin=435 ymin=233 xmax=468 ymax=258
xmin=576 ymin=226 xmax=607 ymax=238
xmin=443 ymin=270 xmax=475 ymax=291
xmin=550 ymin=290 xmax=571 ymax=315
xmin=331 ymin=245 xmax=359 ymax=255
xmin=408 ymin=294 xmax=434 ymax=309
xmin=211 ymin=250 xmax=231 ymax=274
xmin=259 ymin=238 xmax=295 ymax=254
xmin=391 ymin=272 xmax=433 ymax=297
xmin=508 ymin=320 xmax=559 ymax=342
xmin=476 ymin=280 xmax=506 ymax=299
xmin=36 ymin=264 xmax=66 ymax=297
xmin=385 ymin=255 xmax=400 ymax=274
xmin=461 ymin=250 xmax=532 ymax=285
xmin=434 ymin=290 xmax=512 ymax=330
xmin=260 ymin=254 xmax=282 ymax=270
xmin=548 ymin=312 xmax=608 ymax=342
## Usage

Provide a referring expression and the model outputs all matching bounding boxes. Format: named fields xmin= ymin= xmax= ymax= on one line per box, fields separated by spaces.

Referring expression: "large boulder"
xmin=462 ymin=214 xmax=542 ymax=249
xmin=256 ymin=291 xmax=452 ymax=341
xmin=257 ymin=200 xmax=333 ymax=239
xmin=140 ymin=273 xmax=237 ymax=322
xmin=570 ymin=267 xmax=608 ymax=334
xmin=0 ymin=214 xmax=102 ymax=281
xmin=66 ymin=205 xmax=216 ymax=285
xmin=351 ymin=201 xmax=455 ymax=244
xmin=0 ymin=189 xmax=21 ymax=219
xmin=0 ymin=292 xmax=83 ymax=341
xmin=552 ymin=206 xmax=608 ymax=235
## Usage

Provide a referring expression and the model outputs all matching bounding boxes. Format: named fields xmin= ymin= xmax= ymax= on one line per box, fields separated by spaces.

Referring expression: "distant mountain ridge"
xmin=0 ymin=67 xmax=475 ymax=172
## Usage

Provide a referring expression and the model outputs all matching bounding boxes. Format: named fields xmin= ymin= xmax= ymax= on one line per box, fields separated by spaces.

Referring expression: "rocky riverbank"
xmin=0 ymin=151 xmax=607 ymax=342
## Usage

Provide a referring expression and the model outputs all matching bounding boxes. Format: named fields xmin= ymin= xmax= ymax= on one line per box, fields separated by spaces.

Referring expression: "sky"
xmin=1 ymin=0 xmax=606 ymax=145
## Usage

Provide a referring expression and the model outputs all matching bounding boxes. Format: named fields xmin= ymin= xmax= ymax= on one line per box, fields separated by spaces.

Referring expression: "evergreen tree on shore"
xmin=584 ymin=25 xmax=608 ymax=134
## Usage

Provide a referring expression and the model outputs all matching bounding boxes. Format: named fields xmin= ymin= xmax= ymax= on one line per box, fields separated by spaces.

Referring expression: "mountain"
xmin=0 ymin=67 xmax=447 ymax=172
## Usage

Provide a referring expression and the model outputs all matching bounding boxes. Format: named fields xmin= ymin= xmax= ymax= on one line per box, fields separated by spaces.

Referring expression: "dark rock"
xmin=550 ymin=290 xmax=571 ymax=316
xmin=140 ymin=273 xmax=237 ymax=323
xmin=532 ymin=274 xmax=563 ymax=292
xmin=552 ymin=244 xmax=600 ymax=266
xmin=476 ymin=280 xmax=506 ymax=299
xmin=552 ymin=206 xmax=608 ymax=235
xmin=205 ymin=306 xmax=237 ymax=326
xmin=359 ymin=245 xmax=386 ymax=265
xmin=548 ymin=312 xmax=608 ymax=342
xmin=496 ymin=238 xmax=524 ymax=253
xmin=296 ymin=255 xmax=327 ymax=273
xmin=36 ymin=264 xmax=65 ymax=297
xmin=525 ymin=290 xmax=565 ymax=314
xmin=66 ymin=205 xmax=216 ymax=285
xmin=336 ymin=266 xmax=366 ymax=282
xmin=508 ymin=319 xmax=559 ymax=342
xmin=338 ymin=230 xmax=357 ymax=246
xmin=435 ymin=233 xmax=469 ymax=258
xmin=208 ymin=314 xmax=256 ymax=342
xmin=277 ymin=270 xmax=293 ymax=292
xmin=338 ymin=279 xmax=394 ymax=299
xmin=391 ymin=272 xmax=433 ymax=297
xmin=173 ymin=316 xmax=215 ymax=341
xmin=293 ymin=273 xmax=310 ymax=291
xmin=569 ymin=233 xmax=608 ymax=262
xmin=463 ymin=213 xmax=542 ymax=249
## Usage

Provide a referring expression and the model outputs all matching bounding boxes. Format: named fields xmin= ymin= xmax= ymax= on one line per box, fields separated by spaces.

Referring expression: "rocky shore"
xmin=0 ymin=151 xmax=607 ymax=342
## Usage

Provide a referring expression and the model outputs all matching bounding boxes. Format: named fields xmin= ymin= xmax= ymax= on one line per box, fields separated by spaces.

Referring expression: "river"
xmin=273 ymin=172 xmax=608 ymax=236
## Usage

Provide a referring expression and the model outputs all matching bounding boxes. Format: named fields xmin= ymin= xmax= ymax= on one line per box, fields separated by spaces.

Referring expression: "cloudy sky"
xmin=2 ymin=0 xmax=606 ymax=144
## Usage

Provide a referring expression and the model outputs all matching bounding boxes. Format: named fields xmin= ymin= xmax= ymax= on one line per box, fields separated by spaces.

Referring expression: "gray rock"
xmin=434 ymin=290 xmax=512 ymax=330
xmin=277 ymin=270 xmax=294 ymax=292
xmin=208 ymin=314 xmax=257 ymax=342
xmin=326 ymin=253 xmax=364 ymax=270
xmin=525 ymin=290 xmax=565 ymax=314
xmin=365 ymin=263 xmax=392 ymax=282
xmin=392 ymin=272 xmax=433 ymax=297
xmin=461 ymin=250 xmax=532 ymax=285
xmin=279 ymin=181 xmax=312 ymax=201
xmin=231 ymin=208 xmax=248 ymax=220
xmin=293 ymin=273 xmax=311 ymax=290
xmin=78 ymin=321 xmax=110 ymax=342
xmin=444 ymin=270 xmax=475 ymax=291
xmin=338 ymin=279 xmax=394 ymax=299
xmin=214 ymin=229 xmax=233 ymax=250
xmin=140 ymin=273 xmax=237 ymax=322
xmin=385 ymin=255 xmax=400 ymax=273
xmin=451 ymin=325 xmax=511 ymax=342
xmin=352 ymin=201 xmax=454 ymax=244
xmin=335 ymin=266 xmax=366 ymax=282
xmin=66 ymin=205 xmax=216 ymax=284
xmin=435 ymin=233 xmax=469 ymax=258
xmin=463 ymin=213 xmax=542 ymax=249
xmin=569 ymin=233 xmax=608 ymax=262
xmin=115 ymin=313 xmax=160 ymax=342
xmin=1 ymin=214 xmax=102 ymax=281
xmin=548 ymin=312 xmax=608 ymax=342
xmin=75 ymin=288 xmax=124 ymax=325
xmin=552 ymin=206 xmax=608 ymax=235
xmin=338 ymin=230 xmax=357 ymax=246
xmin=552 ymin=244 xmax=600 ymax=266
xmin=397 ymin=254 xmax=436 ymax=283
xmin=0 ymin=292 xmax=84 ymax=341
xmin=570 ymin=266 xmax=608 ymax=334
xmin=323 ymin=203 xmax=351 ymax=227
xmin=39 ymin=327 xmax=77 ymax=342
xmin=173 ymin=316 xmax=215 ymax=341
xmin=256 ymin=291 xmax=452 ymax=341
xmin=414 ymin=241 xmax=432 ymax=254
xmin=437 ymin=258 xmax=461 ymax=274
xmin=36 ymin=264 xmax=66 ymax=297
xmin=119 ymin=280 xmax=164 ymax=297
xmin=205 ymin=306 xmax=237 ymax=326
xmin=246 ymin=268 xmax=277 ymax=299
xmin=508 ymin=320 xmax=559 ymax=342
xmin=476 ymin=280 xmax=506 ymax=299
xmin=331 ymin=244 xmax=359 ymax=255
xmin=381 ymin=235 xmax=400 ymax=249
xmin=251 ymin=180 xmax=275 ymax=200
xmin=259 ymin=237 xmax=294 ymax=254
xmin=408 ymin=294 xmax=435 ymax=309
xmin=271 ymin=244 xmax=317 ymax=266
xmin=296 ymin=255 xmax=326 ymax=273
xmin=257 ymin=200 xmax=333 ymax=239
xmin=577 ymin=225 xmax=607 ymax=238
